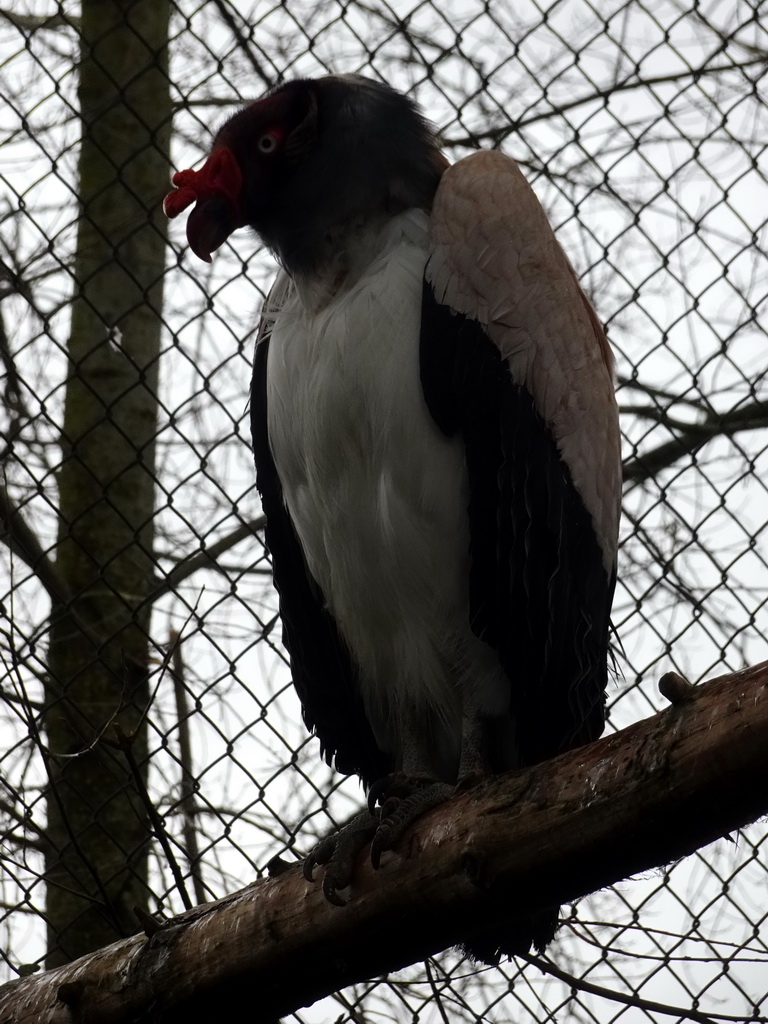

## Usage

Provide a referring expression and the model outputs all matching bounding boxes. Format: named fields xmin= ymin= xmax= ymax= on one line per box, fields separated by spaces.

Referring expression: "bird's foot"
xmin=304 ymin=774 xmax=458 ymax=902
xmin=368 ymin=774 xmax=454 ymax=869
xmin=302 ymin=808 xmax=378 ymax=905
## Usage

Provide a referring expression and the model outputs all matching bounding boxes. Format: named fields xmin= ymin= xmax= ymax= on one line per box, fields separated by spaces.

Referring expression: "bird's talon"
xmin=379 ymin=795 xmax=400 ymax=820
xmin=322 ymin=876 xmax=347 ymax=907
xmin=367 ymin=773 xmax=401 ymax=811
xmin=302 ymin=857 xmax=317 ymax=882
xmin=370 ymin=841 xmax=382 ymax=870
xmin=370 ymin=827 xmax=391 ymax=870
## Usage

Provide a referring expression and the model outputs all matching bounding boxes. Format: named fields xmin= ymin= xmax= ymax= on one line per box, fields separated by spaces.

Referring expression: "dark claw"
xmin=367 ymin=776 xmax=393 ymax=813
xmin=372 ymin=780 xmax=456 ymax=870
xmin=302 ymin=808 xmax=379 ymax=901
xmin=322 ymin=874 xmax=347 ymax=907
xmin=379 ymin=795 xmax=400 ymax=819
xmin=367 ymin=770 xmax=420 ymax=812
xmin=370 ymin=824 xmax=392 ymax=870
xmin=302 ymin=855 xmax=317 ymax=882
xmin=370 ymin=811 xmax=399 ymax=868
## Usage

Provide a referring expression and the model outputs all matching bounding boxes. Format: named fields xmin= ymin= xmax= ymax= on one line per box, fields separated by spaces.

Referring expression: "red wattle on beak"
xmin=162 ymin=147 xmax=244 ymax=263
xmin=163 ymin=169 xmax=200 ymax=219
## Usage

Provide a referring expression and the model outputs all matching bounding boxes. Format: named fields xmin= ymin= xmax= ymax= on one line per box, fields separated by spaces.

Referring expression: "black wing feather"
xmin=420 ymin=280 xmax=614 ymax=768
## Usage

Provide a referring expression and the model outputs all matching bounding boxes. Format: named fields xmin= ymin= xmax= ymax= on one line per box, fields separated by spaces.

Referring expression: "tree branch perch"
xmin=622 ymin=398 xmax=768 ymax=484
xmin=1 ymin=660 xmax=766 ymax=1023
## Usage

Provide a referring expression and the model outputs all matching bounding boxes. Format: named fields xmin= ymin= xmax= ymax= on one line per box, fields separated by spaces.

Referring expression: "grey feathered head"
xmin=164 ymin=75 xmax=447 ymax=273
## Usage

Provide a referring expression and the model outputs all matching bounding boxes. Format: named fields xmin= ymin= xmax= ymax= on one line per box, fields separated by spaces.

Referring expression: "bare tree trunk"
xmin=43 ymin=0 xmax=171 ymax=967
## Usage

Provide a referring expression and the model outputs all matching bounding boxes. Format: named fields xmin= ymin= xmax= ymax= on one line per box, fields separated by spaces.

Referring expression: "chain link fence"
xmin=1 ymin=0 xmax=766 ymax=1019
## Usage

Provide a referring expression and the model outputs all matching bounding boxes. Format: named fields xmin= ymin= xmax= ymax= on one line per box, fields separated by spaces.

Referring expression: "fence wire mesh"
xmin=1 ymin=0 xmax=767 ymax=1020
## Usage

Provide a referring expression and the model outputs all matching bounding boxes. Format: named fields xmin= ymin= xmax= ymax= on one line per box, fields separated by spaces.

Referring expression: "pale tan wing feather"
xmin=427 ymin=150 xmax=621 ymax=572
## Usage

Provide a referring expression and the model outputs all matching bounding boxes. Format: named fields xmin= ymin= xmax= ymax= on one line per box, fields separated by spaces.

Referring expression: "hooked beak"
xmin=184 ymin=194 xmax=240 ymax=264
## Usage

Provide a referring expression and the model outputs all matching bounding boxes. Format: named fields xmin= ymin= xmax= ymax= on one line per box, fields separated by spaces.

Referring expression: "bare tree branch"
xmin=1 ymin=660 xmax=766 ymax=1023
xmin=0 ymin=9 xmax=79 ymax=32
xmin=444 ymin=56 xmax=768 ymax=147
xmin=169 ymin=632 xmax=207 ymax=907
xmin=0 ymin=796 xmax=47 ymax=854
xmin=522 ymin=953 xmax=758 ymax=1024
xmin=150 ymin=516 xmax=265 ymax=600
xmin=209 ymin=0 xmax=273 ymax=88
xmin=111 ymin=725 xmax=194 ymax=914
xmin=0 ymin=482 xmax=69 ymax=606
xmin=622 ymin=399 xmax=768 ymax=484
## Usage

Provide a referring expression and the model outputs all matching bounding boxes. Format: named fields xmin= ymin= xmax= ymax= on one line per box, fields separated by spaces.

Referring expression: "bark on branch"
xmin=621 ymin=397 xmax=768 ymax=485
xmin=1 ymin=660 xmax=766 ymax=1023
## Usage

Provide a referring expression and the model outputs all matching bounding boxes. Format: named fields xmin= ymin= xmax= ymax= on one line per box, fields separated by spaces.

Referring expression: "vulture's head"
xmin=164 ymin=75 xmax=447 ymax=273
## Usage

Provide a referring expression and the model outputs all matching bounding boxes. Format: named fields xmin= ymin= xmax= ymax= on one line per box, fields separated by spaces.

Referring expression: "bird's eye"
xmin=257 ymin=132 xmax=280 ymax=154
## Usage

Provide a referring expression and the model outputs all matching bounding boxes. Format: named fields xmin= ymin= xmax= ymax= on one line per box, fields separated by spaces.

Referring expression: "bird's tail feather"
xmin=461 ymin=906 xmax=560 ymax=966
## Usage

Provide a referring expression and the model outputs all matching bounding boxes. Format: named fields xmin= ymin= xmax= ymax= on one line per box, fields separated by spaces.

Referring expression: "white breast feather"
xmin=266 ymin=210 xmax=508 ymax=766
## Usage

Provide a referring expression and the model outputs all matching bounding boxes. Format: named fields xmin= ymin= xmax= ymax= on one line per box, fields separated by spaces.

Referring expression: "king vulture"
xmin=164 ymin=74 xmax=621 ymax=963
